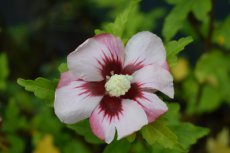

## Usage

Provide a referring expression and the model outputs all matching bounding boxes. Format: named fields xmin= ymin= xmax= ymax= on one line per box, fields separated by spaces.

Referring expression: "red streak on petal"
xmin=97 ymin=49 xmax=122 ymax=78
xmin=122 ymin=62 xmax=144 ymax=75
xmin=76 ymin=80 xmax=106 ymax=96
xmin=121 ymin=83 xmax=143 ymax=100
xmin=99 ymin=95 xmax=123 ymax=122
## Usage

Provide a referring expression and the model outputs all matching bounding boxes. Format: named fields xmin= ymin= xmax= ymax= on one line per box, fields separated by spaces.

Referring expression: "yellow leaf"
xmin=217 ymin=35 xmax=225 ymax=46
xmin=207 ymin=128 xmax=230 ymax=153
xmin=171 ymin=58 xmax=189 ymax=82
xmin=33 ymin=134 xmax=60 ymax=153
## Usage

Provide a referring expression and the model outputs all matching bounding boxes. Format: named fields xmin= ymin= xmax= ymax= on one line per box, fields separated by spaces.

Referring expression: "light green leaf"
xmin=145 ymin=102 xmax=209 ymax=152
xmin=2 ymin=99 xmax=28 ymax=133
xmin=213 ymin=16 xmax=230 ymax=49
xmin=95 ymin=0 xmax=139 ymax=39
xmin=103 ymin=139 xmax=131 ymax=153
xmin=198 ymin=85 xmax=222 ymax=113
xmin=170 ymin=123 xmax=209 ymax=150
xmin=68 ymin=120 xmax=103 ymax=144
xmin=163 ymin=103 xmax=180 ymax=125
xmin=126 ymin=133 xmax=136 ymax=143
xmin=17 ymin=77 xmax=57 ymax=106
xmin=163 ymin=0 xmax=212 ymax=41
xmin=165 ymin=36 xmax=193 ymax=67
xmin=162 ymin=0 xmax=193 ymax=41
xmin=165 ymin=0 xmax=183 ymax=5
xmin=150 ymin=123 xmax=209 ymax=153
xmin=192 ymin=0 xmax=212 ymax=22
xmin=58 ymin=63 xmax=68 ymax=73
xmin=195 ymin=51 xmax=230 ymax=105
xmin=63 ymin=139 xmax=91 ymax=153
xmin=0 ymin=53 xmax=9 ymax=89
xmin=184 ymin=52 xmax=230 ymax=114
xmin=141 ymin=120 xmax=180 ymax=149
xmin=124 ymin=7 xmax=165 ymax=40
xmin=31 ymin=107 xmax=62 ymax=134
xmin=182 ymin=77 xmax=199 ymax=114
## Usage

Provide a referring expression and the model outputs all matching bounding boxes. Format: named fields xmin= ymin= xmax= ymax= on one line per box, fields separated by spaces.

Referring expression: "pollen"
xmin=105 ymin=74 xmax=133 ymax=97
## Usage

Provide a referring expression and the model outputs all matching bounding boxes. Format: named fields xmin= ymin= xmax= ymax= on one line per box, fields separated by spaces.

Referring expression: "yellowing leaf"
xmin=171 ymin=58 xmax=189 ymax=81
xmin=217 ymin=35 xmax=225 ymax=46
xmin=213 ymin=16 xmax=230 ymax=49
xmin=33 ymin=135 xmax=60 ymax=153
xmin=207 ymin=128 xmax=230 ymax=153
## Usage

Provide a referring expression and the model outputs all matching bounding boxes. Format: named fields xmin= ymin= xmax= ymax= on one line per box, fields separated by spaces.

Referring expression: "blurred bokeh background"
xmin=0 ymin=0 xmax=229 ymax=153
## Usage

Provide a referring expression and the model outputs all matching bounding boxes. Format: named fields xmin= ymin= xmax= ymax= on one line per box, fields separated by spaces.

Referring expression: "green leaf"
xmin=62 ymin=139 xmax=91 ymax=153
xmin=165 ymin=36 xmax=193 ymax=67
xmin=169 ymin=123 xmax=209 ymax=151
xmin=6 ymin=135 xmax=25 ymax=153
xmin=126 ymin=133 xmax=136 ymax=143
xmin=2 ymin=99 xmax=28 ymax=133
xmin=0 ymin=53 xmax=9 ymax=89
xmin=141 ymin=120 xmax=179 ymax=149
xmin=123 ymin=7 xmax=166 ymax=40
xmin=213 ymin=16 xmax=230 ymax=49
xmin=198 ymin=85 xmax=222 ymax=113
xmin=195 ymin=51 xmax=229 ymax=83
xmin=163 ymin=103 xmax=180 ymax=125
xmin=165 ymin=0 xmax=183 ymax=5
xmin=95 ymin=0 xmax=139 ymax=39
xmin=182 ymin=77 xmax=199 ymax=114
xmin=58 ymin=63 xmax=68 ymax=73
xmin=195 ymin=51 xmax=230 ymax=106
xmin=67 ymin=120 xmax=103 ymax=144
xmin=17 ymin=77 xmax=57 ymax=106
xmin=163 ymin=0 xmax=211 ymax=41
xmin=31 ymin=107 xmax=62 ymax=134
xmin=150 ymin=123 xmax=209 ymax=153
xmin=95 ymin=0 xmax=165 ymax=41
xmin=192 ymin=0 xmax=212 ymax=21
xmin=103 ymin=139 xmax=131 ymax=153
xmin=162 ymin=0 xmax=193 ymax=41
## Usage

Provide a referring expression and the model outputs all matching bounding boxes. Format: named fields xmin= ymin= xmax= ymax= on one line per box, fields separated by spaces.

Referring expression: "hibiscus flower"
xmin=54 ymin=31 xmax=174 ymax=143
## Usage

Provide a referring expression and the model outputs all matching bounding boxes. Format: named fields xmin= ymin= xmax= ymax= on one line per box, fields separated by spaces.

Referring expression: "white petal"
xmin=54 ymin=79 xmax=103 ymax=124
xmin=115 ymin=99 xmax=148 ymax=140
xmin=124 ymin=31 xmax=166 ymax=69
xmin=90 ymin=98 xmax=148 ymax=143
xmin=132 ymin=65 xmax=174 ymax=98
xmin=135 ymin=92 xmax=168 ymax=122
xmin=68 ymin=34 xmax=124 ymax=81
xmin=90 ymin=105 xmax=116 ymax=143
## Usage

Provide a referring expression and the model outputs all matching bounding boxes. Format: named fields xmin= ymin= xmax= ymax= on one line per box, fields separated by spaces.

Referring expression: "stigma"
xmin=105 ymin=74 xmax=133 ymax=97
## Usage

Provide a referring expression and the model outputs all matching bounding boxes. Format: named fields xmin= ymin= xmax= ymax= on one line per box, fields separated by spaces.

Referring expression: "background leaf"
xmin=162 ymin=0 xmax=193 ymax=41
xmin=0 ymin=53 xmax=9 ymax=90
xmin=165 ymin=36 xmax=193 ymax=67
xmin=141 ymin=120 xmax=180 ymax=150
xmin=67 ymin=120 xmax=103 ymax=144
xmin=17 ymin=77 xmax=57 ymax=106
xmin=103 ymin=139 xmax=131 ymax=153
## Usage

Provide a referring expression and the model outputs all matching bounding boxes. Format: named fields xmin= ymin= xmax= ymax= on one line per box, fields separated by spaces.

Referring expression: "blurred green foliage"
xmin=0 ymin=53 xmax=9 ymax=90
xmin=0 ymin=0 xmax=230 ymax=153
